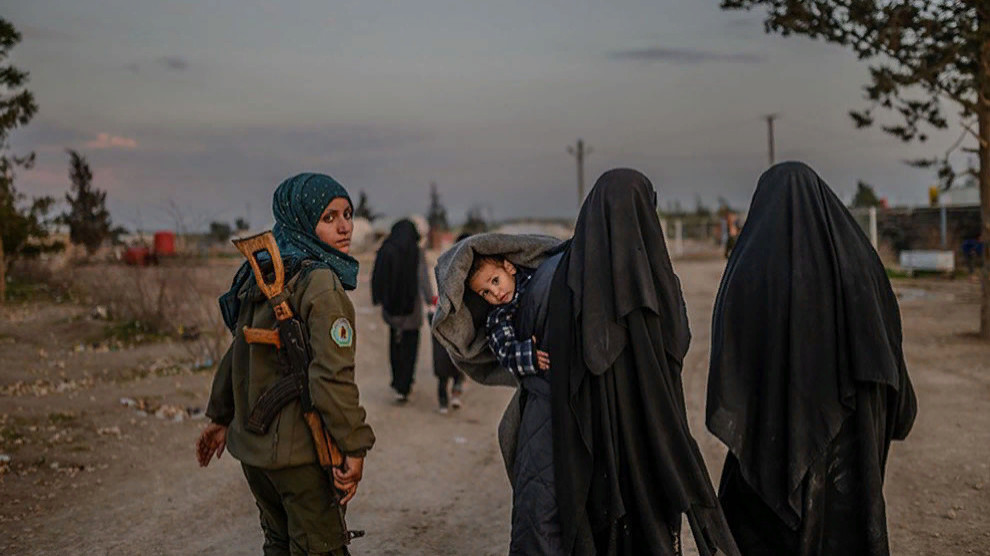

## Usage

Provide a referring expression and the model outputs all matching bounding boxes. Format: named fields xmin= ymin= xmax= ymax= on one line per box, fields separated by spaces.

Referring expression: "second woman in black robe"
xmin=546 ymin=169 xmax=739 ymax=556
xmin=706 ymin=161 xmax=917 ymax=556
xmin=372 ymin=219 xmax=434 ymax=401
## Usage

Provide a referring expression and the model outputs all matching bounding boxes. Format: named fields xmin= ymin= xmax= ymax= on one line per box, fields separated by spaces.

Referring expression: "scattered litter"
xmin=120 ymin=396 xmax=190 ymax=422
xmin=53 ymin=462 xmax=86 ymax=475
xmin=0 ymin=454 xmax=10 ymax=463
xmin=193 ymin=358 xmax=214 ymax=370
xmin=147 ymin=358 xmax=185 ymax=376
xmin=97 ymin=426 xmax=122 ymax=437
xmin=154 ymin=404 xmax=187 ymax=422
xmin=48 ymin=430 xmax=72 ymax=443
xmin=1 ymin=378 xmax=95 ymax=397
xmin=90 ymin=305 xmax=110 ymax=320
xmin=453 ymin=436 xmax=467 ymax=445
xmin=179 ymin=324 xmax=201 ymax=341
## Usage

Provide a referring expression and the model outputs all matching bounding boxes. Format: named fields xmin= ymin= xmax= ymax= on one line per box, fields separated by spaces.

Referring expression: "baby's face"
xmin=469 ymin=260 xmax=518 ymax=305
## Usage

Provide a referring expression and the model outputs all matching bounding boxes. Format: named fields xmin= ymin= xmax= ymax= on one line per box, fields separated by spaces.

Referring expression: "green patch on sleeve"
xmin=330 ymin=317 xmax=353 ymax=348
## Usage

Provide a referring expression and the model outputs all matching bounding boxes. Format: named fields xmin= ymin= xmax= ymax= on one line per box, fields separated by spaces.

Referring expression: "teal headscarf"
xmin=219 ymin=173 xmax=359 ymax=331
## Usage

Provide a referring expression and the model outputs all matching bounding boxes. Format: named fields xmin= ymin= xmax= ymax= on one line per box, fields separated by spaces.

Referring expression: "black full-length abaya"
xmin=706 ymin=162 xmax=918 ymax=556
xmin=372 ymin=220 xmax=421 ymax=316
xmin=546 ymin=169 xmax=739 ymax=556
xmin=372 ymin=220 xmax=425 ymax=397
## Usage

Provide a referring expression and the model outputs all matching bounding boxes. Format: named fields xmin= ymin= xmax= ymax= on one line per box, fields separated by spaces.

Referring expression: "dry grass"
xmin=13 ymin=259 xmax=235 ymax=364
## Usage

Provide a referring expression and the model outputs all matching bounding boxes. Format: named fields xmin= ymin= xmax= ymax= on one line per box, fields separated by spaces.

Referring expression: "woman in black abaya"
xmin=706 ymin=162 xmax=917 ymax=556
xmin=372 ymin=219 xmax=433 ymax=401
xmin=545 ymin=169 xmax=739 ymax=556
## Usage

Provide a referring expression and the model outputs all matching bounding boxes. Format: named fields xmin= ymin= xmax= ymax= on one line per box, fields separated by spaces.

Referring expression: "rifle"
xmin=231 ymin=231 xmax=364 ymax=543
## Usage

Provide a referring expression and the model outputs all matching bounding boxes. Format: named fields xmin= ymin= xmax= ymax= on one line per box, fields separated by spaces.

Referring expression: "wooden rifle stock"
xmin=242 ymin=326 xmax=282 ymax=349
xmin=304 ymin=411 xmax=344 ymax=468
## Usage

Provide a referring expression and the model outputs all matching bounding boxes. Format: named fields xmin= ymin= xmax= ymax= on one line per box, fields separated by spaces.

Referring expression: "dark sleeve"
xmin=205 ymin=343 xmax=235 ymax=426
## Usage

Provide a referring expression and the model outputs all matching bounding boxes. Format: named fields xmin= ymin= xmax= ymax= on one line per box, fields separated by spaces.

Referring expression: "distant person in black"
xmin=546 ymin=169 xmax=740 ymax=556
xmin=707 ymin=162 xmax=918 ymax=556
xmin=372 ymin=219 xmax=433 ymax=402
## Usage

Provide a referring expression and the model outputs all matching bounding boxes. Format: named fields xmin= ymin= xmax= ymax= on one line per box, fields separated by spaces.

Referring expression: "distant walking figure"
xmin=372 ymin=219 xmax=433 ymax=402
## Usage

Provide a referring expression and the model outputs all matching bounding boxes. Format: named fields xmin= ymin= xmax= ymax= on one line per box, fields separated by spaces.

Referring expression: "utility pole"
xmin=765 ymin=114 xmax=778 ymax=166
xmin=567 ymin=139 xmax=592 ymax=207
xmin=0 ymin=233 xmax=5 ymax=303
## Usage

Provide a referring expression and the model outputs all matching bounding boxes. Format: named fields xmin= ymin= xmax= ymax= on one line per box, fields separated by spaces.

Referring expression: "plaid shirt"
xmin=485 ymin=268 xmax=540 ymax=379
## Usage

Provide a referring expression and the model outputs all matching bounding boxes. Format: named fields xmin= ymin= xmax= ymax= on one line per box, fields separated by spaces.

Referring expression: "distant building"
xmin=939 ymin=178 xmax=980 ymax=207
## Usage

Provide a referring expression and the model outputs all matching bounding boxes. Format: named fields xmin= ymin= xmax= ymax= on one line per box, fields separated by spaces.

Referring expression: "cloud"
xmin=19 ymin=25 xmax=78 ymax=42
xmin=12 ymin=120 xmax=88 ymax=150
xmin=608 ymin=47 xmax=765 ymax=64
xmin=158 ymin=56 xmax=189 ymax=71
xmin=124 ymin=56 xmax=189 ymax=73
xmin=13 ymin=120 xmax=432 ymax=228
xmin=85 ymin=133 xmax=138 ymax=150
xmin=725 ymin=17 xmax=763 ymax=29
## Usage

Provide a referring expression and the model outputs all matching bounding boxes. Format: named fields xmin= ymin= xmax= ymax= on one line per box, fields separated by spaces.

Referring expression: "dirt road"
xmin=1 ymin=258 xmax=988 ymax=555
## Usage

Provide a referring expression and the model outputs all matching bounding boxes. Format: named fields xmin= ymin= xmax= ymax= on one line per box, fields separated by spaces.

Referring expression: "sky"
xmin=3 ymin=0 xmax=975 ymax=231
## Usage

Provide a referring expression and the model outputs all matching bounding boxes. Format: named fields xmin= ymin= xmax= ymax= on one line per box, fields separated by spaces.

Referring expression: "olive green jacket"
xmin=206 ymin=268 xmax=375 ymax=469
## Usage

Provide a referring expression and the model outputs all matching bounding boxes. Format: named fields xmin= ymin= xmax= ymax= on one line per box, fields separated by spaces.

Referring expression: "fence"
xmin=848 ymin=207 xmax=879 ymax=249
xmin=850 ymin=205 xmax=982 ymax=265
xmin=661 ymin=206 xmax=981 ymax=265
xmin=659 ymin=215 xmax=729 ymax=257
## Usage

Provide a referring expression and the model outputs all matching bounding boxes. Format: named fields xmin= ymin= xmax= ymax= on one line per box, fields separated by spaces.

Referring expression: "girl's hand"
xmin=536 ymin=350 xmax=550 ymax=371
xmin=333 ymin=456 xmax=365 ymax=505
xmin=532 ymin=336 xmax=550 ymax=371
xmin=196 ymin=423 xmax=227 ymax=467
